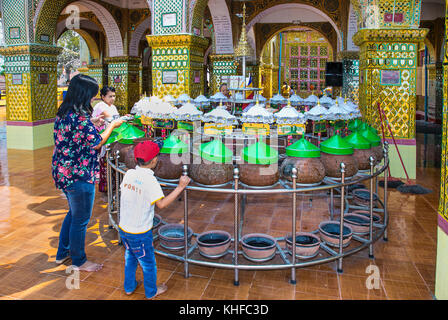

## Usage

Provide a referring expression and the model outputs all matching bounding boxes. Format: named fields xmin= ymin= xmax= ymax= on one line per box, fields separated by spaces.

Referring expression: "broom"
xmin=377 ymin=103 xmax=404 ymax=188
xmin=378 ymin=104 xmax=432 ymax=194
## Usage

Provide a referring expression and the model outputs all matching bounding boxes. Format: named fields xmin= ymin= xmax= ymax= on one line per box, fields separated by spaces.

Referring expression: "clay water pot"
xmin=353 ymin=149 xmax=375 ymax=170
xmin=239 ymin=163 xmax=279 ymax=186
xmin=320 ymin=134 xmax=358 ymax=178
xmin=154 ymin=153 xmax=185 ymax=180
xmin=372 ymin=144 xmax=384 ymax=163
xmin=280 ymin=157 xmax=325 ymax=184
xmin=190 ymin=139 xmax=234 ymax=185
xmin=241 ymin=233 xmax=277 ymax=262
xmin=240 ymin=141 xmax=279 ymax=187
xmin=285 ymin=232 xmax=320 ymax=258
xmin=343 ymin=213 xmax=372 ymax=235
xmin=123 ymin=137 xmax=153 ymax=170
xmin=189 ymin=161 xmax=234 ymax=185
xmin=321 ymin=153 xmax=359 ymax=178
xmin=196 ymin=230 xmax=231 ymax=258
xmin=110 ymin=142 xmax=134 ymax=164
xmin=157 ymin=224 xmax=193 ymax=251
xmin=318 ymin=221 xmax=353 ymax=248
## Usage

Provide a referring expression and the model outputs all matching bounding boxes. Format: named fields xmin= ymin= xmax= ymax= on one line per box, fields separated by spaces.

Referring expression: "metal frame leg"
xmin=337 ymin=163 xmax=346 ymax=274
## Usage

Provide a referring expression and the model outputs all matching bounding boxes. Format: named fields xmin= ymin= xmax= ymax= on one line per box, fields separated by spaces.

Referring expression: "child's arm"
xmin=155 ymin=176 xmax=191 ymax=209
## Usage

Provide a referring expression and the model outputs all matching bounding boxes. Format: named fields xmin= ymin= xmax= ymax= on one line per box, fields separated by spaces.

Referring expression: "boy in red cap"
xmin=118 ymin=140 xmax=190 ymax=299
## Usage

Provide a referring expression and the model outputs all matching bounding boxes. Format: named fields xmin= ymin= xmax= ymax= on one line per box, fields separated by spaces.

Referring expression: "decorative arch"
xmin=34 ymin=0 xmax=124 ymax=57
xmin=246 ymin=3 xmax=343 ymax=52
xmin=190 ymin=0 xmax=233 ymax=55
xmin=129 ymin=16 xmax=151 ymax=57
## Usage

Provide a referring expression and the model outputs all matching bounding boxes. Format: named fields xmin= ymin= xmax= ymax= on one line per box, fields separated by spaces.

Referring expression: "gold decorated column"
xmin=146 ymin=34 xmax=209 ymax=98
xmin=209 ymin=54 xmax=238 ymax=95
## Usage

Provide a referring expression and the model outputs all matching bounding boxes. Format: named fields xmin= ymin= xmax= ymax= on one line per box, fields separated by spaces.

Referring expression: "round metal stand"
xmin=106 ymin=144 xmax=391 ymax=285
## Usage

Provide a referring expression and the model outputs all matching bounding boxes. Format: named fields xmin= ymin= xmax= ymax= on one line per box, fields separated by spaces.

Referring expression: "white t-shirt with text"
xmin=119 ymin=166 xmax=165 ymax=234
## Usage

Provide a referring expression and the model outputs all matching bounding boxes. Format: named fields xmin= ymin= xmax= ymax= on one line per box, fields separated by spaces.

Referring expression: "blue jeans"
xmin=119 ymin=229 xmax=157 ymax=298
xmin=56 ymin=180 xmax=96 ymax=267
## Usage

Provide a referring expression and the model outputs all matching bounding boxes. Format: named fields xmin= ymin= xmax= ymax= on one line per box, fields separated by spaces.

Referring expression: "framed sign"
xmin=204 ymin=123 xmax=233 ymax=135
xmin=9 ymin=27 xmax=20 ymax=39
xmin=381 ymin=70 xmax=401 ymax=86
xmin=177 ymin=121 xmax=194 ymax=131
xmin=12 ymin=74 xmax=22 ymax=85
xmin=39 ymin=73 xmax=49 ymax=85
xmin=40 ymin=34 xmax=50 ymax=42
xmin=194 ymin=70 xmax=200 ymax=84
xmin=114 ymin=75 xmax=122 ymax=84
xmin=153 ymin=119 xmax=174 ymax=129
xmin=162 ymin=70 xmax=178 ymax=84
xmin=162 ymin=13 xmax=177 ymax=27
xmin=277 ymin=124 xmax=306 ymax=136
xmin=313 ymin=121 xmax=327 ymax=133
xmin=242 ymin=123 xmax=270 ymax=136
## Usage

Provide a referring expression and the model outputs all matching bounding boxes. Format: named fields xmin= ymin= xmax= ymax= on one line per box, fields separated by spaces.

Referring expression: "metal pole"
xmin=114 ymin=150 xmax=121 ymax=244
xmin=330 ymin=188 xmax=334 ymax=220
xmin=233 ymin=168 xmax=240 ymax=286
xmin=369 ymin=156 xmax=375 ymax=259
xmin=183 ymin=165 xmax=190 ymax=278
xmin=383 ymin=142 xmax=389 ymax=241
xmin=337 ymin=162 xmax=346 ymax=273
xmin=106 ymin=147 xmax=113 ymax=228
xmin=290 ymin=168 xmax=298 ymax=285
xmin=242 ymin=56 xmax=246 ymax=89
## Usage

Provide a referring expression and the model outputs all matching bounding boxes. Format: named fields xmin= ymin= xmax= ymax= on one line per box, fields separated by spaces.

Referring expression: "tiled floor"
xmin=0 ymin=106 xmax=440 ymax=300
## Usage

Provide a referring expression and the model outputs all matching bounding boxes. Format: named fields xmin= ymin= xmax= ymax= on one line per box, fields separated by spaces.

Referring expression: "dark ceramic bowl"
xmin=197 ymin=230 xmax=231 ymax=258
xmin=352 ymin=188 xmax=379 ymax=207
xmin=285 ymin=232 xmax=320 ymax=258
xmin=152 ymin=214 xmax=162 ymax=230
xmin=241 ymin=233 xmax=277 ymax=262
xmin=350 ymin=210 xmax=382 ymax=223
xmin=157 ymin=223 xmax=193 ymax=250
xmin=318 ymin=221 xmax=353 ymax=248
xmin=343 ymin=213 xmax=371 ymax=235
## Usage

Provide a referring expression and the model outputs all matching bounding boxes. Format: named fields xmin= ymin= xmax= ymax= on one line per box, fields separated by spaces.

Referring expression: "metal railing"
xmin=106 ymin=142 xmax=390 ymax=285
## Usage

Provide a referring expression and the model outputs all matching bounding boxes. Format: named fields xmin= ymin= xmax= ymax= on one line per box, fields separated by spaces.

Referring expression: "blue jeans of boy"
xmin=56 ymin=180 xmax=96 ymax=267
xmin=119 ymin=229 xmax=157 ymax=298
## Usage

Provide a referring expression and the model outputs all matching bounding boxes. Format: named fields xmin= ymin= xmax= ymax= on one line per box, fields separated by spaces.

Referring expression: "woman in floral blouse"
xmin=52 ymin=74 xmax=124 ymax=272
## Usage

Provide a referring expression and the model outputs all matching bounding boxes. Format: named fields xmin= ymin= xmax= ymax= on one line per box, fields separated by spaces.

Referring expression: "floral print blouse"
xmin=52 ymin=111 xmax=102 ymax=190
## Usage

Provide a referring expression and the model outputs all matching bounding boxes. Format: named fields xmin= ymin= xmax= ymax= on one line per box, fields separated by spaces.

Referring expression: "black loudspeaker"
xmin=325 ymin=62 xmax=343 ymax=87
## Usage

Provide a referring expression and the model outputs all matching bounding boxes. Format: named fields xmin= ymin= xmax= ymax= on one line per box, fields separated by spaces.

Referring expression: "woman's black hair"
xmin=100 ymin=86 xmax=116 ymax=98
xmin=57 ymin=74 xmax=99 ymax=118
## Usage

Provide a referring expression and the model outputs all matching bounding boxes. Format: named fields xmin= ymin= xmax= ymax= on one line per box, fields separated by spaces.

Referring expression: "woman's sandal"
xmin=125 ymin=280 xmax=143 ymax=296
xmin=147 ymin=284 xmax=168 ymax=300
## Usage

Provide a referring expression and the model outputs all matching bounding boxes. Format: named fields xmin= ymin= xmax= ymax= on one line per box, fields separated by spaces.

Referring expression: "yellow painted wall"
xmin=436 ymin=227 xmax=448 ymax=300
xmin=6 ymin=123 xmax=54 ymax=150
xmin=387 ymin=144 xmax=416 ymax=180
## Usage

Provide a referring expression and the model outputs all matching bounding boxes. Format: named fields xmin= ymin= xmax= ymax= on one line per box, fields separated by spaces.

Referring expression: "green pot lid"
xmin=118 ymin=125 xmax=145 ymax=144
xmin=242 ymin=141 xmax=279 ymax=165
xmin=105 ymin=131 xmax=123 ymax=145
xmin=348 ymin=119 xmax=364 ymax=131
xmin=286 ymin=137 xmax=320 ymax=158
xmin=320 ymin=134 xmax=354 ymax=155
xmin=133 ymin=116 xmax=142 ymax=125
xmin=359 ymin=128 xmax=381 ymax=147
xmin=344 ymin=132 xmax=371 ymax=150
xmin=113 ymin=122 xmax=130 ymax=134
xmin=160 ymin=135 xmax=189 ymax=154
xmin=200 ymin=139 xmax=233 ymax=163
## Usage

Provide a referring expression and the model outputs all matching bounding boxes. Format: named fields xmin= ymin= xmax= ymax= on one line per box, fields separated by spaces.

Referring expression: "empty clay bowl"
xmin=241 ymin=233 xmax=277 ymax=262
xmin=352 ymin=188 xmax=379 ymax=207
xmin=318 ymin=221 xmax=353 ymax=248
xmin=152 ymin=214 xmax=162 ymax=231
xmin=285 ymin=232 xmax=320 ymax=258
xmin=157 ymin=223 xmax=193 ymax=250
xmin=343 ymin=213 xmax=372 ymax=235
xmin=196 ymin=230 xmax=231 ymax=258
xmin=350 ymin=210 xmax=382 ymax=223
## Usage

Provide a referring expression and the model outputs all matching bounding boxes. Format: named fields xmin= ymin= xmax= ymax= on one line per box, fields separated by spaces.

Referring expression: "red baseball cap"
xmin=134 ymin=140 xmax=160 ymax=163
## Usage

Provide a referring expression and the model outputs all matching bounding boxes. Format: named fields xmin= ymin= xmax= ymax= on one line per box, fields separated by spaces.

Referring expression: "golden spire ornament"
xmin=234 ymin=3 xmax=254 ymax=58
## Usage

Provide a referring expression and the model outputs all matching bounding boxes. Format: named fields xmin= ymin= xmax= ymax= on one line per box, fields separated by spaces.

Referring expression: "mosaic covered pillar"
xmin=146 ymin=34 xmax=209 ymax=98
xmin=209 ymin=54 xmax=238 ymax=95
xmin=0 ymin=45 xmax=62 ymax=150
xmin=259 ymin=63 xmax=279 ymax=100
xmin=77 ymin=67 xmax=89 ymax=76
xmin=338 ymin=51 xmax=360 ymax=104
xmin=353 ymin=28 xmax=428 ymax=179
xmin=88 ymin=64 xmax=104 ymax=90
xmin=104 ymin=57 xmax=141 ymax=115
xmin=142 ymin=66 xmax=152 ymax=96
xmin=435 ymin=0 xmax=448 ymax=300
xmin=246 ymin=63 xmax=260 ymax=91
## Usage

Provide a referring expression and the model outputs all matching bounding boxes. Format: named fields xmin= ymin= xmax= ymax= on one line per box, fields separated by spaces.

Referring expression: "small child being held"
xmin=119 ymin=140 xmax=190 ymax=299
